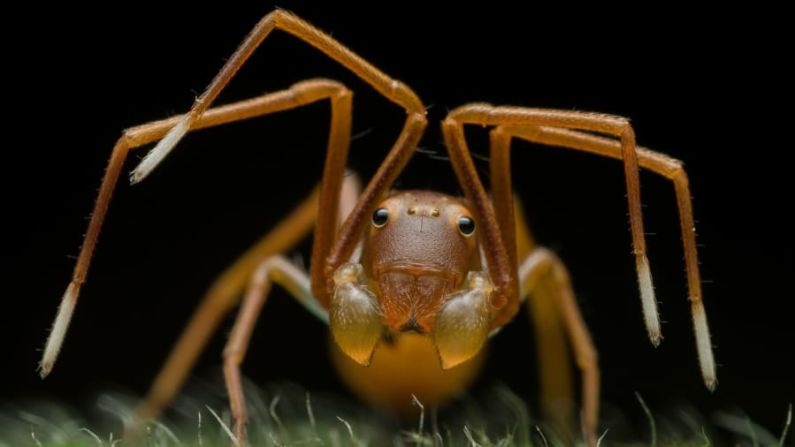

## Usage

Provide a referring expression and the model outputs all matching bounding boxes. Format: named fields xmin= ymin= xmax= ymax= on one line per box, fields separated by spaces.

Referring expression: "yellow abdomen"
xmin=330 ymin=333 xmax=486 ymax=414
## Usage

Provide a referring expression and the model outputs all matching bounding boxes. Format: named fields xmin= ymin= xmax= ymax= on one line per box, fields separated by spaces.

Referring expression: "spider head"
xmin=330 ymin=191 xmax=493 ymax=368
xmin=361 ymin=191 xmax=482 ymax=334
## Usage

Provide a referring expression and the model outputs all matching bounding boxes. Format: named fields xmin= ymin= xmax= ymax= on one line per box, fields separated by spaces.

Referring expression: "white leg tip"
xmin=636 ymin=254 xmax=662 ymax=345
xmin=704 ymin=376 xmax=717 ymax=393
xmin=692 ymin=300 xmax=717 ymax=391
xmin=130 ymin=119 xmax=190 ymax=184
xmin=39 ymin=361 xmax=53 ymax=379
xmin=40 ymin=283 xmax=80 ymax=378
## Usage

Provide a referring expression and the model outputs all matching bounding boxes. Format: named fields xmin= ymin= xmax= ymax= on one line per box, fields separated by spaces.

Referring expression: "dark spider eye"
xmin=458 ymin=216 xmax=475 ymax=236
xmin=372 ymin=208 xmax=389 ymax=227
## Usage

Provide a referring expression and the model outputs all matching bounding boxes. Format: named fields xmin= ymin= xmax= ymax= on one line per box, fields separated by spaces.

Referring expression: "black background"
xmin=4 ymin=0 xmax=792 ymax=438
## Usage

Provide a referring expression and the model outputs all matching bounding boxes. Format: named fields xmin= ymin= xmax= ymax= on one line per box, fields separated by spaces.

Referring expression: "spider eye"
xmin=458 ymin=216 xmax=475 ymax=236
xmin=372 ymin=208 xmax=389 ymax=228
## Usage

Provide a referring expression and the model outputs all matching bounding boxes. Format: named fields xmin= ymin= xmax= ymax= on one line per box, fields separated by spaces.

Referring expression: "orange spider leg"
xmin=486 ymin=119 xmax=715 ymax=445
xmin=132 ymin=171 xmax=362 ymax=428
xmin=131 ymin=185 xmax=319 ymax=428
xmin=222 ymin=172 xmax=362 ymax=443
xmin=222 ymin=256 xmax=317 ymax=443
xmin=108 ymin=9 xmax=428 ymax=442
xmin=443 ymin=105 xmax=657 ymax=343
xmin=502 ymin=125 xmax=714 ymax=389
xmin=443 ymin=105 xmax=673 ymax=446
xmin=41 ymin=78 xmax=353 ymax=377
xmin=491 ymin=131 xmax=577 ymax=434
xmin=118 ymin=9 xmax=426 ymax=308
xmin=518 ymin=248 xmax=599 ymax=446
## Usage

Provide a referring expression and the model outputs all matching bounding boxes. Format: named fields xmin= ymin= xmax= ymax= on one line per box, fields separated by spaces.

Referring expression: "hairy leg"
xmin=132 ymin=173 xmax=361 ymax=428
xmin=519 ymin=248 xmax=600 ymax=447
xmin=41 ymin=79 xmax=353 ymax=378
xmin=490 ymin=131 xmax=576 ymax=435
xmin=113 ymin=9 xmax=428 ymax=307
xmin=501 ymin=125 xmax=714 ymax=388
xmin=223 ymin=256 xmax=316 ymax=443
xmin=443 ymin=106 xmax=653 ymax=338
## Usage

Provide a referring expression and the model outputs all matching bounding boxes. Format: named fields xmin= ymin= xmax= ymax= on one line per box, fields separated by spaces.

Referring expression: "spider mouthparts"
xmin=433 ymin=275 xmax=492 ymax=370
xmin=330 ymin=269 xmax=383 ymax=366
xmin=399 ymin=317 xmax=424 ymax=334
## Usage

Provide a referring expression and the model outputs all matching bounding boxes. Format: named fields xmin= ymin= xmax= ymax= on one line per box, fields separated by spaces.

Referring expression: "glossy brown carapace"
xmin=329 ymin=190 xmax=496 ymax=370
xmin=362 ymin=191 xmax=481 ymax=334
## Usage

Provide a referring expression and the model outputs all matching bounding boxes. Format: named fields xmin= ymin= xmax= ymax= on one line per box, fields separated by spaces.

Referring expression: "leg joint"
xmin=291 ymin=78 xmax=351 ymax=100
xmin=575 ymin=345 xmax=599 ymax=368
xmin=619 ymin=123 xmax=636 ymax=142
xmin=251 ymin=255 xmax=289 ymax=284
xmin=223 ymin=347 xmax=244 ymax=365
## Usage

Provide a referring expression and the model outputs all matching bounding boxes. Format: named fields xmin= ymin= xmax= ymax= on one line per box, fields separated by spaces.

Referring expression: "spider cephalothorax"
xmin=363 ymin=191 xmax=481 ymax=334
xmin=330 ymin=190 xmax=494 ymax=369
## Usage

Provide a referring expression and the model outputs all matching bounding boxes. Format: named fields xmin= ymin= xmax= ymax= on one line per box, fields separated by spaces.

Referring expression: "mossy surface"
xmin=2 ymin=383 xmax=790 ymax=447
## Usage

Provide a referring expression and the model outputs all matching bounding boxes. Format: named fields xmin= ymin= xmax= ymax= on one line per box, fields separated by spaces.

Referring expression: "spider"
xmin=39 ymin=9 xmax=715 ymax=446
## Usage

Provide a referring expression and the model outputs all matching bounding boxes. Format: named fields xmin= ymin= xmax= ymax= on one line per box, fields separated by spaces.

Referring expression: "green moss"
xmin=2 ymin=384 xmax=790 ymax=447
